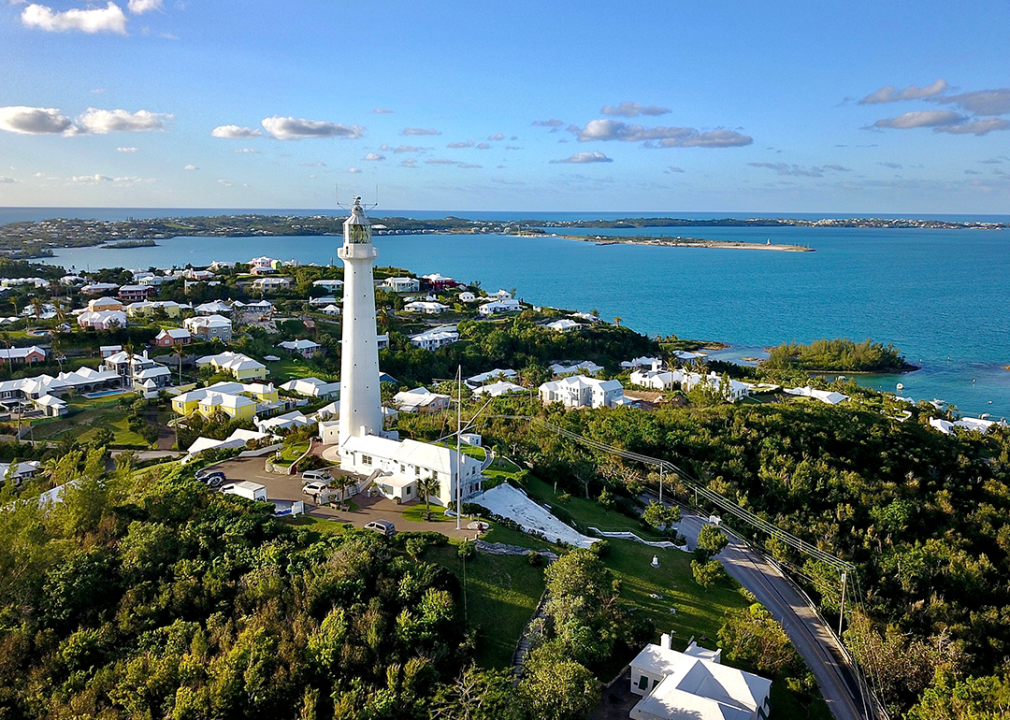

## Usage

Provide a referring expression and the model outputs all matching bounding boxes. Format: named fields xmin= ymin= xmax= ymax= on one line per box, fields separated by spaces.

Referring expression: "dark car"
xmin=364 ymin=519 xmax=396 ymax=537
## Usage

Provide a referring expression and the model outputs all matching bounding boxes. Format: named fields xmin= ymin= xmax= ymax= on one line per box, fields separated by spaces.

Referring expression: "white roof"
xmin=394 ymin=387 xmax=450 ymax=409
xmin=784 ymin=386 xmax=848 ymax=405
xmin=546 ymin=319 xmax=580 ymax=331
xmin=342 ymin=435 xmax=467 ymax=476
xmin=466 ymin=368 xmax=517 ymax=385
xmin=278 ymin=339 xmax=321 ymax=351
xmin=157 ymin=328 xmax=191 ymax=339
xmin=473 ymin=380 xmax=525 ymax=397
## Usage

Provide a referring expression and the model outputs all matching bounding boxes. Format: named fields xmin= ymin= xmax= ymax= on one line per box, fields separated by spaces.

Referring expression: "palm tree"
xmin=29 ymin=297 xmax=44 ymax=324
xmin=613 ymin=316 xmax=622 ymax=327
xmin=416 ymin=473 xmax=441 ymax=521
xmin=172 ymin=343 xmax=186 ymax=385
xmin=50 ymin=336 xmax=64 ymax=373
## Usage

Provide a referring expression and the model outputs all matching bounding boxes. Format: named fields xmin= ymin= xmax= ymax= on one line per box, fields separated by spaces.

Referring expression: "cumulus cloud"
xmin=447 ymin=140 xmax=474 ymax=148
xmin=380 ymin=144 xmax=425 ymax=154
xmin=0 ymin=106 xmax=74 ymax=135
xmin=425 ymin=158 xmax=457 ymax=165
xmin=550 ymin=151 xmax=613 ymax=164
xmin=574 ymin=119 xmax=752 ymax=148
xmin=373 ymin=108 xmax=393 ymax=114
xmin=487 ymin=133 xmax=504 ymax=141
xmin=532 ymin=119 xmax=564 ymax=127
xmin=505 ymin=145 xmax=521 ymax=150
xmin=859 ymin=79 xmax=948 ymax=104
xmin=261 ymin=116 xmax=363 ymax=140
xmin=869 ymin=110 xmax=964 ymax=130
xmin=78 ymin=108 xmax=170 ymax=133
xmin=212 ymin=125 xmax=262 ymax=139
xmin=0 ymin=177 xmax=15 ymax=184
xmin=348 ymin=167 xmax=361 ymax=174
xmin=116 ymin=146 xmax=138 ymax=153
xmin=748 ymin=162 xmax=850 ymax=177
xmin=869 ymin=111 xmax=1008 ymax=135
xmin=184 ymin=164 xmax=198 ymax=170
xmin=21 ymin=2 xmax=127 ymax=34
xmin=402 ymin=127 xmax=440 ymax=136
xmin=218 ymin=179 xmax=233 ymax=187
xmin=73 ymin=174 xmax=113 ymax=183
xmin=127 ymin=0 xmax=161 ymax=13
xmin=401 ymin=158 xmax=417 ymax=168
xmin=364 ymin=153 xmax=385 ymax=161
xmin=233 ymin=148 xmax=259 ymax=154
xmin=601 ymin=101 xmax=670 ymax=117
xmin=476 ymin=142 xmax=490 ymax=150
xmin=929 ymin=88 xmax=1010 ymax=116
xmin=934 ymin=117 xmax=1010 ymax=135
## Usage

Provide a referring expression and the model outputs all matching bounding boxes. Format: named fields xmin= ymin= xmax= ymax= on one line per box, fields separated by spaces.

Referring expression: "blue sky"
xmin=1 ymin=0 xmax=1008 ymax=213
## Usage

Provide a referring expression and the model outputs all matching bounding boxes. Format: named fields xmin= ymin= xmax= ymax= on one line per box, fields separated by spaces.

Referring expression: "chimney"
xmin=660 ymin=633 xmax=672 ymax=650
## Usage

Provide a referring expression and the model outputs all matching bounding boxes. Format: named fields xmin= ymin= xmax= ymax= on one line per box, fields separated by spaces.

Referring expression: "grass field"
xmin=427 ymin=544 xmax=546 ymax=668
xmin=31 ymin=396 xmax=152 ymax=447
xmin=522 ymin=474 xmax=665 ymax=539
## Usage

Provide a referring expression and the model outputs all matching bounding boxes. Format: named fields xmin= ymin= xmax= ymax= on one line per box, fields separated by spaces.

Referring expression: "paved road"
xmin=678 ymin=514 xmax=869 ymax=720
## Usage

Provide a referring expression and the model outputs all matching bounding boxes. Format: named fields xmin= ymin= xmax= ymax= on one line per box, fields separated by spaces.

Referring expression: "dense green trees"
xmin=764 ymin=337 xmax=910 ymax=372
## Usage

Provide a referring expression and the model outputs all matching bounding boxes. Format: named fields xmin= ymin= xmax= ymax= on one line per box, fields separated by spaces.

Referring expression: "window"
xmin=415 ymin=466 xmax=421 ymax=476
xmin=362 ymin=455 xmax=372 ymax=466
xmin=637 ymin=674 xmax=649 ymax=691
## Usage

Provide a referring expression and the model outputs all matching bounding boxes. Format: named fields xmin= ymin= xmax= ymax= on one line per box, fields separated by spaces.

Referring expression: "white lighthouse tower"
xmin=337 ymin=197 xmax=383 ymax=458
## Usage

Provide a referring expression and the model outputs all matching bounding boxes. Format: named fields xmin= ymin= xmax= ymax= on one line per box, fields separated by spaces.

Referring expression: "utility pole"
xmin=838 ymin=571 xmax=847 ymax=638
xmin=659 ymin=463 xmax=663 ymax=504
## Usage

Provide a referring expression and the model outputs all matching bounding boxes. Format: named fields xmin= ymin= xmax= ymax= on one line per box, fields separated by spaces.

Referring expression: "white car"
xmin=302 ymin=470 xmax=333 ymax=484
xmin=302 ymin=481 xmax=330 ymax=498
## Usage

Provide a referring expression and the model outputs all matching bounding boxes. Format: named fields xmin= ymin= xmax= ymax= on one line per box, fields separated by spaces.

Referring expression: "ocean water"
xmin=36 ymin=224 xmax=1010 ymax=418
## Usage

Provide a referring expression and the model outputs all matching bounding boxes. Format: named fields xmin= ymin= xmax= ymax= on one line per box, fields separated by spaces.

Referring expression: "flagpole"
xmin=456 ymin=364 xmax=462 ymax=531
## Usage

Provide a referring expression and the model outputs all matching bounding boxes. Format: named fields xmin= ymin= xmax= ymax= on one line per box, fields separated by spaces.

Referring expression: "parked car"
xmin=196 ymin=469 xmax=225 ymax=482
xmin=218 ymin=484 xmax=235 ymax=494
xmin=302 ymin=481 xmax=330 ymax=498
xmin=206 ymin=475 xmax=225 ymax=488
xmin=302 ymin=470 xmax=333 ymax=484
xmin=364 ymin=519 xmax=396 ymax=537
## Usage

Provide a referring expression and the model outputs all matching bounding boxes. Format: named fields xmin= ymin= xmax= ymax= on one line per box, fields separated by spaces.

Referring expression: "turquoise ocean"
xmin=4 ymin=208 xmax=1008 ymax=418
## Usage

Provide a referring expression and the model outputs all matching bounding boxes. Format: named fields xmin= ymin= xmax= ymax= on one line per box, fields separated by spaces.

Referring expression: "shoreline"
xmin=554 ymin=233 xmax=813 ymax=252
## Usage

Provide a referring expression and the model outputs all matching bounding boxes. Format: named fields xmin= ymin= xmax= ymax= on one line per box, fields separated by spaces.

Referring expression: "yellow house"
xmin=196 ymin=392 xmax=256 ymax=420
xmin=88 ymin=297 xmax=123 ymax=313
xmin=171 ymin=381 xmax=276 ymax=419
xmin=196 ymin=352 xmax=268 ymax=381
xmin=127 ymin=301 xmax=183 ymax=319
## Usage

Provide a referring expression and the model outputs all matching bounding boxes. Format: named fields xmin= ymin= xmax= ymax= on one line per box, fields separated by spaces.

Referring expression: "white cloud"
xmin=0 ymin=106 xmax=74 ymax=135
xmin=601 ymin=101 xmax=670 ymax=117
xmin=261 ymin=116 xmax=363 ymax=140
xmin=348 ymin=167 xmax=361 ymax=174
xmin=447 ymin=140 xmax=474 ymax=148
xmin=116 ymin=146 xmax=138 ymax=153
xmin=73 ymin=174 xmax=113 ymax=183
xmin=859 ymin=79 xmax=948 ymax=104
xmin=234 ymin=148 xmax=259 ymax=154
xmin=0 ymin=177 xmax=15 ymax=184
xmin=373 ymin=108 xmax=393 ymax=114
xmin=532 ymin=118 xmax=564 ymax=127
xmin=935 ymin=117 xmax=1010 ymax=135
xmin=184 ymin=164 xmax=198 ymax=170
xmin=22 ymin=2 xmax=127 ymax=34
xmin=364 ymin=153 xmax=385 ymax=161
xmin=78 ymin=108 xmax=170 ymax=133
xmin=218 ymin=179 xmax=233 ymax=187
xmin=127 ymin=0 xmax=161 ymax=14
xmin=487 ymin=133 xmax=504 ymax=141
xmin=401 ymin=158 xmax=417 ymax=168
xmin=575 ymin=119 xmax=752 ymax=148
xmin=476 ymin=142 xmax=491 ymax=150
xmin=403 ymin=127 xmax=441 ymax=136
xmin=458 ymin=163 xmax=482 ymax=169
xmin=300 ymin=161 xmax=326 ymax=167
xmin=550 ymin=151 xmax=613 ymax=164
xmin=929 ymin=88 xmax=1010 ymax=116
xmin=870 ymin=110 xmax=964 ymax=129
xmin=212 ymin=125 xmax=262 ymax=139
xmin=379 ymin=144 xmax=425 ymax=154
xmin=748 ymin=162 xmax=850 ymax=177
xmin=425 ymin=158 xmax=458 ymax=165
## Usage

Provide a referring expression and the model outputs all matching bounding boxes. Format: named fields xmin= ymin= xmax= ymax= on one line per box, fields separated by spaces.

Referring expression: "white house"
xmin=309 ymin=296 xmax=338 ymax=307
xmin=184 ymin=314 xmax=233 ymax=342
xmin=322 ymin=304 xmax=341 ymax=316
xmin=494 ymin=289 xmax=513 ymax=300
xmin=479 ymin=298 xmax=521 ymax=316
xmin=683 ymin=372 xmax=751 ymax=402
xmin=81 ymin=282 xmax=119 ymax=296
xmin=622 ymin=356 xmax=664 ymax=370
xmin=410 ymin=328 xmax=459 ymax=351
xmin=280 ymin=376 xmax=340 ymax=399
xmin=539 ymin=375 xmax=626 ymax=409
xmin=465 ymin=368 xmax=518 ymax=388
xmin=629 ymin=635 xmax=771 ymax=720
xmin=458 ymin=291 xmax=476 ymax=303
xmin=404 ymin=301 xmax=449 ymax=315
xmin=630 ymin=369 xmax=685 ymax=391
xmin=383 ymin=277 xmax=420 ymax=292
xmin=545 ymin=319 xmax=580 ymax=333
xmin=78 ymin=310 xmax=128 ymax=330
xmin=394 ymin=387 xmax=451 ymax=414
xmin=251 ymin=277 xmax=292 ymax=292
xmin=473 ymin=380 xmax=525 ymax=397
xmin=195 ymin=300 xmax=233 ymax=315
xmin=783 ymin=386 xmax=847 ymax=405
xmin=340 ymin=435 xmax=481 ymax=506
xmin=551 ymin=360 xmax=604 ymax=376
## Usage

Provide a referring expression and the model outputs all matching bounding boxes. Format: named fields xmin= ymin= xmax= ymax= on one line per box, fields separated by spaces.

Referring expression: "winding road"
xmin=677 ymin=513 xmax=870 ymax=720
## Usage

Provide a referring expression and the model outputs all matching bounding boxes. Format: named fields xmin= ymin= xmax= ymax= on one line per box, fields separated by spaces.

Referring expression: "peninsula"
xmin=558 ymin=233 xmax=812 ymax=252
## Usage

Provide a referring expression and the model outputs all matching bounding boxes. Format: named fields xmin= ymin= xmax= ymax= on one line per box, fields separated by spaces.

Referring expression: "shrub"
xmin=458 ymin=539 xmax=476 ymax=560
xmin=527 ymin=551 xmax=545 ymax=567
xmin=588 ymin=540 xmax=609 ymax=558
xmin=405 ymin=537 xmax=427 ymax=559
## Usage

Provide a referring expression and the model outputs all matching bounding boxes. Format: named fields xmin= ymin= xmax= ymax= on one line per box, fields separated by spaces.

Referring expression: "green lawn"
xmin=277 ymin=442 xmax=309 ymax=463
xmin=281 ymin=514 xmax=349 ymax=538
xmin=522 ymin=475 xmax=664 ymax=539
xmin=428 ymin=544 xmax=546 ymax=668
xmin=265 ymin=357 xmax=334 ymax=383
xmin=30 ymin=397 xmax=152 ymax=448
xmin=402 ymin=503 xmax=449 ymax=522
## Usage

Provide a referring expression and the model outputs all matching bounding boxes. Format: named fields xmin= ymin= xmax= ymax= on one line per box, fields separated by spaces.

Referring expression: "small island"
xmin=763 ymin=338 xmax=917 ymax=373
xmin=101 ymin=239 xmax=158 ymax=249
xmin=560 ymin=233 xmax=812 ymax=252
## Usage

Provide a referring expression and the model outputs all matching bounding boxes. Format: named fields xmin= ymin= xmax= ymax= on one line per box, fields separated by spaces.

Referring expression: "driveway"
xmin=677 ymin=513 xmax=869 ymax=720
xmin=211 ymin=456 xmax=480 ymax=540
